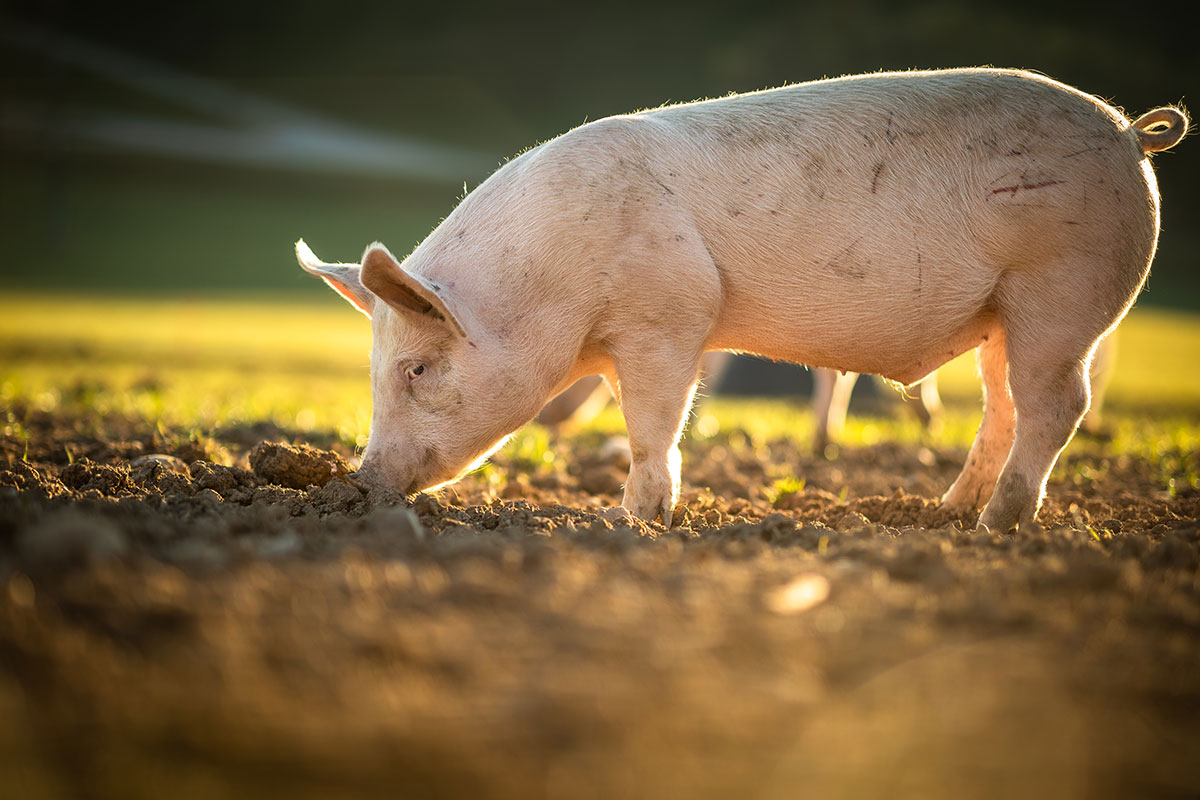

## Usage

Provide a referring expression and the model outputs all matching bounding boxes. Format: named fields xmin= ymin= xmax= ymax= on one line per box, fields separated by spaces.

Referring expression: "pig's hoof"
xmin=621 ymin=500 xmax=676 ymax=527
xmin=598 ymin=503 xmax=673 ymax=528
xmin=977 ymin=508 xmax=1019 ymax=535
xmin=657 ymin=501 xmax=674 ymax=529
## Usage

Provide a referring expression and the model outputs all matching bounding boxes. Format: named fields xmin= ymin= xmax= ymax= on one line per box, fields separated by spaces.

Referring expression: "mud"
xmin=248 ymin=441 xmax=354 ymax=490
xmin=2 ymin=406 xmax=1199 ymax=799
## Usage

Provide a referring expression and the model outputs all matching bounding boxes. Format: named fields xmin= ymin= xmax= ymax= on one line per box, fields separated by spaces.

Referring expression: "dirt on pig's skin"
xmin=1 ymin=410 xmax=1199 ymax=799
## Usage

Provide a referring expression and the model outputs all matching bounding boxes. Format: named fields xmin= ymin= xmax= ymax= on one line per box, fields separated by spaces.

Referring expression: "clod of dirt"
xmin=836 ymin=510 xmax=872 ymax=533
xmin=130 ymin=454 xmax=196 ymax=496
xmin=60 ymin=460 xmax=141 ymax=497
xmin=366 ymin=486 xmax=409 ymax=511
xmin=194 ymin=488 xmax=223 ymax=506
xmin=249 ymin=442 xmax=353 ymax=490
xmin=130 ymin=454 xmax=189 ymax=475
xmin=308 ymin=478 xmax=367 ymax=515
xmin=188 ymin=461 xmax=255 ymax=497
xmin=0 ymin=461 xmax=69 ymax=499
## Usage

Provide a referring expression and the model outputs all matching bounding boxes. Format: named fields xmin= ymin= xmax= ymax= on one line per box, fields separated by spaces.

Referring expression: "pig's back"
xmin=624 ymin=69 xmax=1151 ymax=376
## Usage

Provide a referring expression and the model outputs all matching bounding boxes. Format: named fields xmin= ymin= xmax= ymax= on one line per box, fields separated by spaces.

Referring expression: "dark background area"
xmin=2 ymin=0 xmax=1196 ymax=306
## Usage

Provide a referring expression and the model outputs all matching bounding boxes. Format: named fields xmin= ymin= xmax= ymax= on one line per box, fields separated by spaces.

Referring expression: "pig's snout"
xmin=354 ymin=450 xmax=426 ymax=496
xmin=349 ymin=466 xmax=383 ymax=491
xmin=350 ymin=458 xmax=395 ymax=491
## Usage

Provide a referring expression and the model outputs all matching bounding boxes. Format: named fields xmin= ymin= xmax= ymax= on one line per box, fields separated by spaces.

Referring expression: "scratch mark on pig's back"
xmin=1062 ymin=144 xmax=1107 ymax=159
xmin=870 ymin=160 xmax=885 ymax=193
xmin=990 ymin=179 xmax=1065 ymax=197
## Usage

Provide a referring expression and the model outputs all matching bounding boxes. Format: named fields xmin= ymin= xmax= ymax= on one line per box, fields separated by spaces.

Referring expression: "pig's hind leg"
xmin=941 ymin=329 xmax=1015 ymax=515
xmin=977 ymin=275 xmax=1118 ymax=532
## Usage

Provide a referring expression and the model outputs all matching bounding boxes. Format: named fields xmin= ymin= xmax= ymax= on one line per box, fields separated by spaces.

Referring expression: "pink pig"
xmin=297 ymin=68 xmax=1187 ymax=532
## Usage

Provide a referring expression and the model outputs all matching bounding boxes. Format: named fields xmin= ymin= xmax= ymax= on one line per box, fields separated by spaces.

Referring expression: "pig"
xmin=296 ymin=67 xmax=1187 ymax=532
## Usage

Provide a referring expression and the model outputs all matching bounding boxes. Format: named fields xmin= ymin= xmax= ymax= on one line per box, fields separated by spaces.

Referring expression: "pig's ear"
xmin=295 ymin=239 xmax=374 ymax=317
xmin=360 ymin=243 xmax=467 ymax=338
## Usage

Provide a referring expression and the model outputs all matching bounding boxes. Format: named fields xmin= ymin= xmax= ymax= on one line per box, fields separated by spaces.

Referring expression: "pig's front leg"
xmin=611 ymin=348 xmax=703 ymax=526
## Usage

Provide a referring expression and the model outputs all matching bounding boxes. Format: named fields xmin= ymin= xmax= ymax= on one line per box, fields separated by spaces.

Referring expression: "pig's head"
xmin=296 ymin=239 xmax=540 ymax=495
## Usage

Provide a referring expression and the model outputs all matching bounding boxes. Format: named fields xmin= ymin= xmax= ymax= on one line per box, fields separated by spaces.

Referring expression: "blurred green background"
xmin=1 ymin=0 xmax=1196 ymax=305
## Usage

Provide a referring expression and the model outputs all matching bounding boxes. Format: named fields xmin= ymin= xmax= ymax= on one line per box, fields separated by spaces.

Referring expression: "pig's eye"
xmin=405 ymin=363 xmax=426 ymax=382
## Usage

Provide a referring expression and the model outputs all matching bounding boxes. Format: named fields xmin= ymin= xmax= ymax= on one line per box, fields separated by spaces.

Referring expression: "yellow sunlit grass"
xmin=2 ymin=292 xmax=1198 ymax=461
xmin=0 ymin=292 xmax=374 ymax=445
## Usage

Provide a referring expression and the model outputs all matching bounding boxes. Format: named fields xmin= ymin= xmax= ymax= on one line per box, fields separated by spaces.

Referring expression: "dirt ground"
xmin=2 ymin=403 xmax=1199 ymax=799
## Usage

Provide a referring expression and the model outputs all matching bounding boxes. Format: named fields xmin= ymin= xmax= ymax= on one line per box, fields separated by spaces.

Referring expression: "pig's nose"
xmin=350 ymin=463 xmax=384 ymax=490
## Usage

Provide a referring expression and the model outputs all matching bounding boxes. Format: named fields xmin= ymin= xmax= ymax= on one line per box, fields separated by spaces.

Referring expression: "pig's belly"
xmin=708 ymin=282 xmax=998 ymax=386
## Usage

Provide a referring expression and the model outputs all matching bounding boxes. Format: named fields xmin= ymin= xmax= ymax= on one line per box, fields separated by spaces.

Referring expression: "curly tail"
xmin=1131 ymin=107 xmax=1188 ymax=152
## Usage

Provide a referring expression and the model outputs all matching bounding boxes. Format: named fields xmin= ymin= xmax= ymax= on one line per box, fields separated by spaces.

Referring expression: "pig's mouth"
xmin=361 ymin=439 xmax=505 ymax=497
xmin=403 ymin=446 xmax=452 ymax=495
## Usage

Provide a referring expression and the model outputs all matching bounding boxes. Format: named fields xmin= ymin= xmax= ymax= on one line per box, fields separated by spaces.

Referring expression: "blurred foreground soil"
xmin=2 ymin=406 xmax=1199 ymax=799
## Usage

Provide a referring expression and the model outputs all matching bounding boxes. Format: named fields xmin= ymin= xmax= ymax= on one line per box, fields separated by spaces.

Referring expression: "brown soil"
xmin=2 ymin=405 xmax=1199 ymax=799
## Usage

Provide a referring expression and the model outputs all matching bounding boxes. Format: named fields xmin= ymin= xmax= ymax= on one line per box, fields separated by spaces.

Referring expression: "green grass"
xmin=0 ymin=293 xmax=375 ymax=448
xmin=2 ymin=292 xmax=1199 ymax=464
